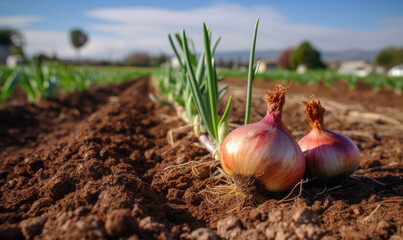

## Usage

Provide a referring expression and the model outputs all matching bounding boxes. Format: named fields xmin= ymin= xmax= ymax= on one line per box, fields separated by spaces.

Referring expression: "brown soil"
xmin=0 ymin=77 xmax=402 ymax=240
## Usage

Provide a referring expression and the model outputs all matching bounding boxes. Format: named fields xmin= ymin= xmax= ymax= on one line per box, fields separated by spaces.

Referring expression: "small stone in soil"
xmin=131 ymin=203 xmax=143 ymax=218
xmin=376 ymin=220 xmax=392 ymax=238
xmin=144 ymin=149 xmax=155 ymax=160
xmin=340 ymin=226 xmax=367 ymax=240
xmin=238 ymin=228 xmax=267 ymax=239
xmin=274 ymin=230 xmax=291 ymax=240
xmin=294 ymin=223 xmax=325 ymax=240
xmin=216 ymin=216 xmax=242 ymax=240
xmin=139 ymin=216 xmax=165 ymax=233
xmin=188 ymin=228 xmax=218 ymax=240
xmin=292 ymin=208 xmax=319 ymax=225
xmin=265 ymin=226 xmax=276 ymax=239
xmin=268 ymin=210 xmax=283 ymax=222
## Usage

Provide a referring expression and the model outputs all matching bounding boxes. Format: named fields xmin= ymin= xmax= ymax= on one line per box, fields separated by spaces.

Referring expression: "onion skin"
xmin=298 ymin=99 xmax=360 ymax=179
xmin=220 ymin=86 xmax=305 ymax=192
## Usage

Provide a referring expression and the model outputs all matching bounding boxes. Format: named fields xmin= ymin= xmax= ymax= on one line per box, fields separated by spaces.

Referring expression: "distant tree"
xmin=375 ymin=47 xmax=403 ymax=69
xmin=277 ymin=48 xmax=294 ymax=69
xmin=0 ymin=29 xmax=15 ymax=46
xmin=0 ymin=28 xmax=25 ymax=59
xmin=150 ymin=53 xmax=169 ymax=67
xmin=289 ymin=41 xmax=326 ymax=70
xmin=33 ymin=53 xmax=51 ymax=62
xmin=70 ymin=29 xmax=89 ymax=60
xmin=124 ymin=51 xmax=151 ymax=66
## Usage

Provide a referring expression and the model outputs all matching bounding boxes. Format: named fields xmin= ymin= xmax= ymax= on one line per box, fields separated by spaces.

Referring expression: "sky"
xmin=0 ymin=0 xmax=402 ymax=60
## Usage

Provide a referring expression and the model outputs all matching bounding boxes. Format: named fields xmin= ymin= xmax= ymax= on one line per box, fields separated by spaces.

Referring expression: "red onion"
xmin=220 ymin=85 xmax=305 ymax=193
xmin=298 ymin=99 xmax=360 ymax=179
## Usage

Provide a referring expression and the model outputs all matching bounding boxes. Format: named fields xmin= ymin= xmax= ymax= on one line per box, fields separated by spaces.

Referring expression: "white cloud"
xmin=23 ymin=30 xmax=127 ymax=60
xmin=19 ymin=3 xmax=403 ymax=59
xmin=85 ymin=3 xmax=284 ymax=53
xmin=84 ymin=3 xmax=403 ymax=54
xmin=0 ymin=15 xmax=42 ymax=27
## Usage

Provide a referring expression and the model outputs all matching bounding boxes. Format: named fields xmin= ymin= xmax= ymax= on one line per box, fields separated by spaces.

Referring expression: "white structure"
xmin=297 ymin=64 xmax=307 ymax=74
xmin=256 ymin=59 xmax=277 ymax=73
xmin=170 ymin=57 xmax=180 ymax=68
xmin=338 ymin=60 xmax=373 ymax=77
xmin=388 ymin=64 xmax=403 ymax=77
xmin=6 ymin=55 xmax=24 ymax=68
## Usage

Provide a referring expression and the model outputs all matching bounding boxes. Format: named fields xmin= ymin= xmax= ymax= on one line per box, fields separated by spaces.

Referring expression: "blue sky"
xmin=0 ymin=0 xmax=402 ymax=60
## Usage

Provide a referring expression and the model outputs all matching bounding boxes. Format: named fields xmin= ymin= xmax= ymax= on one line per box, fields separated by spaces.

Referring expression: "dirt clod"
xmin=216 ymin=216 xmax=242 ymax=240
xmin=0 ymin=78 xmax=402 ymax=239
xmin=19 ymin=217 xmax=47 ymax=239
xmin=44 ymin=172 xmax=74 ymax=200
xmin=268 ymin=210 xmax=283 ymax=222
xmin=139 ymin=217 xmax=165 ymax=233
xmin=292 ymin=208 xmax=319 ymax=225
xmin=0 ymin=225 xmax=23 ymax=240
xmin=376 ymin=220 xmax=392 ymax=238
xmin=188 ymin=228 xmax=218 ymax=240
xmin=294 ymin=224 xmax=325 ymax=240
xmin=105 ymin=209 xmax=138 ymax=237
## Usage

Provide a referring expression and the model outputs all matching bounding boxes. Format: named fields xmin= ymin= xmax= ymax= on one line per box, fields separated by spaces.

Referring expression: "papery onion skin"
xmin=220 ymin=86 xmax=305 ymax=192
xmin=298 ymin=99 xmax=360 ymax=179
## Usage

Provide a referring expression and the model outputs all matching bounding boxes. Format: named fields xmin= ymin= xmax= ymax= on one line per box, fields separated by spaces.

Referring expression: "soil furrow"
xmin=0 ymin=77 xmax=401 ymax=240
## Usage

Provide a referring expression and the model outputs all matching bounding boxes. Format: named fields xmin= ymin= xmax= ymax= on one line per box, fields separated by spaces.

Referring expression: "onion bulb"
xmin=298 ymin=98 xmax=360 ymax=179
xmin=220 ymin=85 xmax=305 ymax=193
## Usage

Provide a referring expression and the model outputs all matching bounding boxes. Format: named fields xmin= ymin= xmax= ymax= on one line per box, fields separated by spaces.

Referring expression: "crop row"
xmin=0 ymin=62 xmax=152 ymax=103
xmin=2 ymin=61 xmax=401 ymax=104
xmin=151 ymin=19 xmax=368 ymax=201
xmin=219 ymin=68 xmax=403 ymax=94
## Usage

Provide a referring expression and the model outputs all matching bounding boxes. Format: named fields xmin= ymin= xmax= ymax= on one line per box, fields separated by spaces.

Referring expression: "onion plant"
xmin=181 ymin=24 xmax=231 ymax=154
xmin=219 ymin=68 xmax=403 ymax=94
xmin=151 ymin=19 xmax=261 ymax=157
xmin=151 ymin=27 xmax=226 ymax=131
xmin=0 ymin=62 xmax=151 ymax=103
xmin=245 ymin=19 xmax=260 ymax=125
xmin=0 ymin=68 xmax=21 ymax=103
xmin=19 ymin=60 xmax=60 ymax=101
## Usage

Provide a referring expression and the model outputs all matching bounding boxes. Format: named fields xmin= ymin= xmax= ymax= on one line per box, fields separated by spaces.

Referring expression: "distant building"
xmin=325 ymin=61 xmax=341 ymax=71
xmin=297 ymin=64 xmax=307 ymax=74
xmin=388 ymin=64 xmax=403 ymax=77
xmin=0 ymin=45 xmax=10 ymax=64
xmin=6 ymin=55 xmax=24 ymax=68
xmin=170 ymin=57 xmax=180 ymax=68
xmin=338 ymin=60 xmax=373 ymax=77
xmin=256 ymin=59 xmax=277 ymax=73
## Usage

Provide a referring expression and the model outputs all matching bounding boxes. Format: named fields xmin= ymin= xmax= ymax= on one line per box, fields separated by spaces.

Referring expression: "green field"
xmin=2 ymin=63 xmax=403 ymax=104
xmin=218 ymin=68 xmax=403 ymax=94
xmin=0 ymin=63 xmax=153 ymax=103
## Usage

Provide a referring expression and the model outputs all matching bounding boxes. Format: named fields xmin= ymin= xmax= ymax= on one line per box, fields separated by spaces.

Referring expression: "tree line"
xmin=1 ymin=28 xmax=402 ymax=68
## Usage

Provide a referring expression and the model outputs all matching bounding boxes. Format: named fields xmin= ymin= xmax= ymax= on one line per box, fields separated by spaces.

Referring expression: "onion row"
xmin=152 ymin=19 xmax=361 ymax=197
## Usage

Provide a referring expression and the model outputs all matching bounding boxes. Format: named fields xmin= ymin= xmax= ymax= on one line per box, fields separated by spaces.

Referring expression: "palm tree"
xmin=70 ymin=29 xmax=88 ymax=61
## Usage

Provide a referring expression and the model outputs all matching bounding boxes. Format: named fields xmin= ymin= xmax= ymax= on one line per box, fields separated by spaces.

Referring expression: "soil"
xmin=0 ymin=77 xmax=402 ymax=240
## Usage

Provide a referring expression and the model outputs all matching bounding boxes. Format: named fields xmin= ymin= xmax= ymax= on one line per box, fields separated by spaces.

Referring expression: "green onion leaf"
xmin=203 ymin=23 xmax=219 ymax=140
xmin=182 ymin=30 xmax=215 ymax=138
xmin=245 ymin=18 xmax=259 ymax=125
